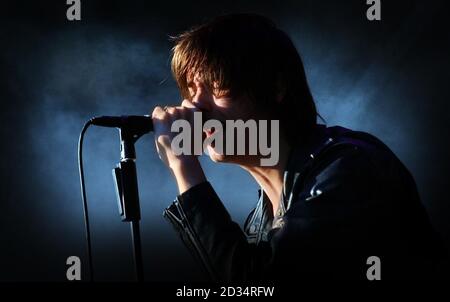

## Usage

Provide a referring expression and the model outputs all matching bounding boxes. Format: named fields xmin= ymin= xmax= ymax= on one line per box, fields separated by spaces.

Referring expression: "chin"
xmin=206 ymin=145 xmax=228 ymax=163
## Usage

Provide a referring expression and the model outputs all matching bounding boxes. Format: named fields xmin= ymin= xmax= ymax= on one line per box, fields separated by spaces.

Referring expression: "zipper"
xmin=163 ymin=198 xmax=218 ymax=281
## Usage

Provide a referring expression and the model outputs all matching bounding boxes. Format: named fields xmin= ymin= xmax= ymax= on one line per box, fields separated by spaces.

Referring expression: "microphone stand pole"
xmin=112 ymin=128 xmax=144 ymax=281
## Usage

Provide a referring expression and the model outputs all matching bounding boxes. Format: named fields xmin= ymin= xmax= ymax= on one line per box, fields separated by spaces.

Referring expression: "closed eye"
xmin=186 ymin=81 xmax=196 ymax=97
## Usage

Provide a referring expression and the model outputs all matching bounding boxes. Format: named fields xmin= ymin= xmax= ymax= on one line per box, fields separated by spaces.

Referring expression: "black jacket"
xmin=163 ymin=125 xmax=447 ymax=280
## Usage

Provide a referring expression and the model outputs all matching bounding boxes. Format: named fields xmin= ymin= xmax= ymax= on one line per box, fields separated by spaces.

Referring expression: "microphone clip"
xmin=112 ymin=128 xmax=142 ymax=221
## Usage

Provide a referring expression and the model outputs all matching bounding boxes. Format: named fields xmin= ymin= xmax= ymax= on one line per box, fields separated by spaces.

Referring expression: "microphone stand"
xmin=112 ymin=127 xmax=144 ymax=281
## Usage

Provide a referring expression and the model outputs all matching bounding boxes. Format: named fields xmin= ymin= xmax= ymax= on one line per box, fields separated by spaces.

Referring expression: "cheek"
xmin=208 ymin=101 xmax=233 ymax=121
xmin=214 ymin=101 xmax=256 ymax=121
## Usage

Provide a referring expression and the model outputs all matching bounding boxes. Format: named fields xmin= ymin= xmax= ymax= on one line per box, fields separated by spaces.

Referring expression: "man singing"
xmin=151 ymin=14 xmax=446 ymax=280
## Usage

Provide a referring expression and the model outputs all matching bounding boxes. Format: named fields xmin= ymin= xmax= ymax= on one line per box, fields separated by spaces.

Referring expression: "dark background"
xmin=0 ymin=0 xmax=449 ymax=281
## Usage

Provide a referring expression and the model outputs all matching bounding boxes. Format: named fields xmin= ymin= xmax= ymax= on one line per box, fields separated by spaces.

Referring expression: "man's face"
xmin=186 ymin=73 xmax=260 ymax=164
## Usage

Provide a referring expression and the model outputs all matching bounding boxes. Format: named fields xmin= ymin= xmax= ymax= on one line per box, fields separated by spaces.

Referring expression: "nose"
xmin=191 ymin=79 xmax=213 ymax=112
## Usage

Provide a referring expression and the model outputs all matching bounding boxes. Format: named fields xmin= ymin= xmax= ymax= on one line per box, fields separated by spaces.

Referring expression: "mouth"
xmin=203 ymin=128 xmax=217 ymax=149
xmin=204 ymin=128 xmax=215 ymax=137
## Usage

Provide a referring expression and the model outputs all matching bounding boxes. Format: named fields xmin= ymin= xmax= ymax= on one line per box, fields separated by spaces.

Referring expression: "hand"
xmin=151 ymin=100 xmax=206 ymax=194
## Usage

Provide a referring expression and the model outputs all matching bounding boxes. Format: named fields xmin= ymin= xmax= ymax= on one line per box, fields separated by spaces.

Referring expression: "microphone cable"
xmin=77 ymin=120 xmax=94 ymax=281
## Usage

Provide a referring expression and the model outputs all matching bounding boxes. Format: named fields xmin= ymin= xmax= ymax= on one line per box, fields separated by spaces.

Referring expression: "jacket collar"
xmin=272 ymin=124 xmax=333 ymax=226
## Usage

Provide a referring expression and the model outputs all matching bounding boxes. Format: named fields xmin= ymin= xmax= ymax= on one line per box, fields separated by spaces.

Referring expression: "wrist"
xmin=170 ymin=156 xmax=206 ymax=194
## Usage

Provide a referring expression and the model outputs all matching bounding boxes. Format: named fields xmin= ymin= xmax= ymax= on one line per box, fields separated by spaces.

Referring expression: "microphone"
xmin=90 ymin=115 xmax=153 ymax=134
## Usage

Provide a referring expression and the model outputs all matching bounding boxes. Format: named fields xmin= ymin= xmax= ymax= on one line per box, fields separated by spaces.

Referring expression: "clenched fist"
xmin=151 ymin=99 xmax=206 ymax=194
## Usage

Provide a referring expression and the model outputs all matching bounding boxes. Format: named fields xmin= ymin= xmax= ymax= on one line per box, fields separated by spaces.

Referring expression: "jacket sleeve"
xmin=163 ymin=181 xmax=271 ymax=281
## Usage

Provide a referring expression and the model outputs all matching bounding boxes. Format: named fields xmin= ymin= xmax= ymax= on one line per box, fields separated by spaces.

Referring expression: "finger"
xmin=181 ymin=99 xmax=200 ymax=110
xmin=165 ymin=106 xmax=177 ymax=115
xmin=152 ymin=106 xmax=166 ymax=119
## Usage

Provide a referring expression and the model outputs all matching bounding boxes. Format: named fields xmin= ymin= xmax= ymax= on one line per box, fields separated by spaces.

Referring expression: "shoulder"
xmin=288 ymin=125 xmax=400 ymax=180
xmin=290 ymin=126 xmax=413 ymax=210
